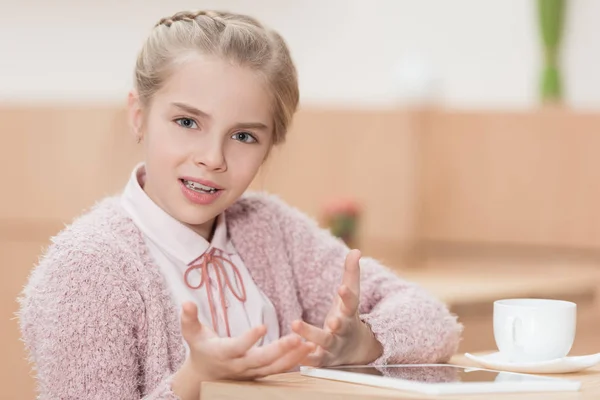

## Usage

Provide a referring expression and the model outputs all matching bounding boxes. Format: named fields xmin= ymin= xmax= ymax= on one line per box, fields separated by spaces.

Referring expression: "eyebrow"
xmin=172 ymin=102 xmax=210 ymax=119
xmin=171 ymin=102 xmax=270 ymax=131
xmin=234 ymin=122 xmax=270 ymax=131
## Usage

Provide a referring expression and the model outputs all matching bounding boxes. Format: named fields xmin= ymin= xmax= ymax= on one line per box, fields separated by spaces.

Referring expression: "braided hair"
xmin=134 ymin=10 xmax=298 ymax=144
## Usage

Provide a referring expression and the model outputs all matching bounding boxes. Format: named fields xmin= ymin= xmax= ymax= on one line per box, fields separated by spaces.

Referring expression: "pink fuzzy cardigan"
xmin=18 ymin=192 xmax=462 ymax=399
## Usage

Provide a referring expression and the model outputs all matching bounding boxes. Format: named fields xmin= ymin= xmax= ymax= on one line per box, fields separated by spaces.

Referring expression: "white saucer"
xmin=464 ymin=352 xmax=600 ymax=374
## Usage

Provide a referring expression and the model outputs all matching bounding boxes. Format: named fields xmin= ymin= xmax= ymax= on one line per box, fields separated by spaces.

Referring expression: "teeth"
xmin=183 ymin=180 xmax=217 ymax=193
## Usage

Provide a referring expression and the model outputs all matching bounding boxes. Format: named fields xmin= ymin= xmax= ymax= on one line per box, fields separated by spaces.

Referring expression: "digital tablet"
xmin=299 ymin=364 xmax=581 ymax=395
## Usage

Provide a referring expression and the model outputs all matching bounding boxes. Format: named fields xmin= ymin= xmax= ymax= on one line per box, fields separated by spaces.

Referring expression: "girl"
xmin=18 ymin=10 xmax=462 ymax=400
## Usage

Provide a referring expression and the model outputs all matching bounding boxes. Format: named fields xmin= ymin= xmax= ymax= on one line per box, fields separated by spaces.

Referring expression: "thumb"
xmin=180 ymin=301 xmax=213 ymax=343
xmin=342 ymin=249 xmax=361 ymax=296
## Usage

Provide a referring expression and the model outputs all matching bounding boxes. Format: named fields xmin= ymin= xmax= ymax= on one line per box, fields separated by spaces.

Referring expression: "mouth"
xmin=180 ymin=179 xmax=221 ymax=194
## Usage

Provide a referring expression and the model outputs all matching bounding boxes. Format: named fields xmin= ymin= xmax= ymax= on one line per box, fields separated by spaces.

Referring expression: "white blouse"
xmin=120 ymin=164 xmax=280 ymax=347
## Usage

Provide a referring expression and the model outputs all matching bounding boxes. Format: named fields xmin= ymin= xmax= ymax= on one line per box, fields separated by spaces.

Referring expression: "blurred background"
xmin=2 ymin=0 xmax=600 ymax=397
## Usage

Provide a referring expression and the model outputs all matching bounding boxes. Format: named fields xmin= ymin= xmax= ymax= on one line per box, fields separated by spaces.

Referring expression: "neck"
xmin=185 ymin=218 xmax=216 ymax=241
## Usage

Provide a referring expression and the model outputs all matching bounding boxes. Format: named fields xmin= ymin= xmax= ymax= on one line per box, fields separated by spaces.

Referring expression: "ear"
xmin=127 ymin=90 xmax=144 ymax=143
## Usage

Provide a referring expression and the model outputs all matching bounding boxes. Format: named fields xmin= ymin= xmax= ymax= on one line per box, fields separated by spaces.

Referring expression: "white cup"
xmin=493 ymin=299 xmax=576 ymax=363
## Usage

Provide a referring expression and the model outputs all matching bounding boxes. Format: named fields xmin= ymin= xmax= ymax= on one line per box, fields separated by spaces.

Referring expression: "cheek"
xmin=227 ymin=148 xmax=267 ymax=187
xmin=144 ymin=122 xmax=184 ymax=163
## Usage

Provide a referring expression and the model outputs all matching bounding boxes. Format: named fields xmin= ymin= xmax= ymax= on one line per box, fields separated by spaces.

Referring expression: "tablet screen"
xmin=326 ymin=365 xmax=553 ymax=384
xmin=301 ymin=364 xmax=581 ymax=394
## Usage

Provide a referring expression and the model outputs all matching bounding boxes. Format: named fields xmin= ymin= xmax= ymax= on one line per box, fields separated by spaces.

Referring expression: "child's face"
xmin=130 ymin=55 xmax=273 ymax=235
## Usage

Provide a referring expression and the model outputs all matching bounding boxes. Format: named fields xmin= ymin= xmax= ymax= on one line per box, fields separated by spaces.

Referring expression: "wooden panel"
xmin=0 ymin=106 xmax=142 ymax=221
xmin=253 ymin=107 xmax=424 ymax=266
xmin=419 ymin=108 xmax=600 ymax=250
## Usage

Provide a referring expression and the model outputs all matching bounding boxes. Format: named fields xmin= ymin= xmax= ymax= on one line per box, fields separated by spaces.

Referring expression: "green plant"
xmin=538 ymin=0 xmax=566 ymax=103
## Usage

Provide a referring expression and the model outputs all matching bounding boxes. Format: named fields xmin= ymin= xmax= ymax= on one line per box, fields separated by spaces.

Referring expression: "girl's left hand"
xmin=291 ymin=249 xmax=383 ymax=367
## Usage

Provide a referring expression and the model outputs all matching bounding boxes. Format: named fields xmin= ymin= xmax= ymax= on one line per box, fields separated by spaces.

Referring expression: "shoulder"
xmin=226 ymin=191 xmax=341 ymax=256
xmin=227 ymin=191 xmax=319 ymax=228
xmin=46 ymin=196 xmax=141 ymax=263
xmin=51 ymin=196 xmax=141 ymax=250
xmin=21 ymin=197 xmax=145 ymax=301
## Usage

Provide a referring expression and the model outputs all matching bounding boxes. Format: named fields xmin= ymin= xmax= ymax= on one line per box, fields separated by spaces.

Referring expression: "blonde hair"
xmin=134 ymin=10 xmax=299 ymax=144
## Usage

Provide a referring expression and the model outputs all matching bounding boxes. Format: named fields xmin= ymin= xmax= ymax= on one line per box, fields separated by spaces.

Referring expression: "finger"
xmin=242 ymin=334 xmax=302 ymax=370
xmin=325 ymin=315 xmax=343 ymax=334
xmin=180 ymin=301 xmax=212 ymax=342
xmin=299 ymin=346 xmax=328 ymax=367
xmin=221 ymin=325 xmax=267 ymax=359
xmin=291 ymin=320 xmax=334 ymax=349
xmin=342 ymin=249 xmax=361 ymax=300
xmin=338 ymin=284 xmax=359 ymax=317
xmin=248 ymin=341 xmax=315 ymax=378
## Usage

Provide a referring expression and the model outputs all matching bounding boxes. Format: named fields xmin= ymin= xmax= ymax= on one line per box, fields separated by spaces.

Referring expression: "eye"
xmin=232 ymin=131 xmax=257 ymax=144
xmin=174 ymin=118 xmax=198 ymax=129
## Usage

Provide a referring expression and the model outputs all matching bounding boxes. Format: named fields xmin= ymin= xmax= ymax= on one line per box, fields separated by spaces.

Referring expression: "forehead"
xmin=155 ymin=55 xmax=272 ymax=124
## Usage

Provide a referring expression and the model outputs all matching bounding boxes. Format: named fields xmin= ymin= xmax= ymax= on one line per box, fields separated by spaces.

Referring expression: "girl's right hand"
xmin=180 ymin=301 xmax=314 ymax=381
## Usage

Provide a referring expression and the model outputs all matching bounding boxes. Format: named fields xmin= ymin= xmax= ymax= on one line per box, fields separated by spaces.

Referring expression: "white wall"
xmin=1 ymin=0 xmax=599 ymax=109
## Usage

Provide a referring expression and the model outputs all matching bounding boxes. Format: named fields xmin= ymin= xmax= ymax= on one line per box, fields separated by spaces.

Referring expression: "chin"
xmin=175 ymin=205 xmax=220 ymax=226
xmin=182 ymin=217 xmax=216 ymax=228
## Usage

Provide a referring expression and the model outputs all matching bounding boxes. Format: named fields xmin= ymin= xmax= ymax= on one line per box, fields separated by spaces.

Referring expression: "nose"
xmin=193 ymin=136 xmax=227 ymax=172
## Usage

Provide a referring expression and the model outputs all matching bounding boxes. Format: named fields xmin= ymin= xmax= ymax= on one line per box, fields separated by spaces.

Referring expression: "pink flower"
xmin=323 ymin=197 xmax=361 ymax=218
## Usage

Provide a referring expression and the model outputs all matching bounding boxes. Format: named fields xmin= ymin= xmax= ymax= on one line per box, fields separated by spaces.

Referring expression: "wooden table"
xmin=400 ymin=260 xmax=600 ymax=307
xmin=201 ymin=354 xmax=600 ymax=399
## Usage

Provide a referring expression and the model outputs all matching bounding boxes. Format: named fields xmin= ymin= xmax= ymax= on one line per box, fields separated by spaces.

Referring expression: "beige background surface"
xmin=2 ymin=106 xmax=600 ymax=398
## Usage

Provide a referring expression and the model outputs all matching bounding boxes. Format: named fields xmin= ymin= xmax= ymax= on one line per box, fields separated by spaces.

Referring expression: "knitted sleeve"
xmin=18 ymin=242 xmax=180 ymax=399
xmin=267 ymin=195 xmax=462 ymax=364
